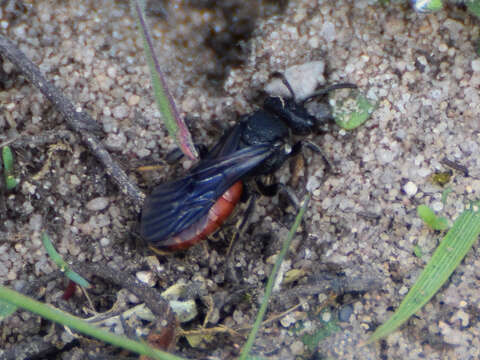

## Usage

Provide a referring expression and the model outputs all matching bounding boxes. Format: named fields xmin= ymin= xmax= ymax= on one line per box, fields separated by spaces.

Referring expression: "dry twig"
xmin=0 ymin=35 xmax=145 ymax=209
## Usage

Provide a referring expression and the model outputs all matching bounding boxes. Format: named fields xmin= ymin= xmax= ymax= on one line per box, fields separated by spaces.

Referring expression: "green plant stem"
xmin=132 ymin=0 xmax=198 ymax=160
xmin=41 ymin=232 xmax=91 ymax=288
xmin=0 ymin=286 xmax=186 ymax=360
xmin=239 ymin=194 xmax=311 ymax=359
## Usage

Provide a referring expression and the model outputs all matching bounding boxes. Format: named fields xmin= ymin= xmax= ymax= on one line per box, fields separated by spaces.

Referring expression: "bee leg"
xmin=301 ymin=140 xmax=338 ymax=174
xmin=225 ymin=192 xmax=257 ymax=283
xmin=255 ymin=178 xmax=279 ymax=197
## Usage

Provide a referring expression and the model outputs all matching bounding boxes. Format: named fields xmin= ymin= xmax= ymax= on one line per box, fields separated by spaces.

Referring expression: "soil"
xmin=1 ymin=1 xmax=480 ymax=359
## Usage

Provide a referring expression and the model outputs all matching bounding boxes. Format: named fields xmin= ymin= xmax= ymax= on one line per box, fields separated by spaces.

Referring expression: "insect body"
xmin=140 ymin=78 xmax=356 ymax=251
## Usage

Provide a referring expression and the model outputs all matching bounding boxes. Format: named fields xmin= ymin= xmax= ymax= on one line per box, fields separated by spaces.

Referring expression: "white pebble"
xmin=404 ymin=181 xmax=418 ymax=196
xmin=280 ymin=313 xmax=297 ymax=328
xmin=86 ymin=197 xmax=110 ymax=211
xmin=136 ymin=271 xmax=156 ymax=287
xmin=472 ymin=59 xmax=480 ymax=72
xmin=431 ymin=201 xmax=443 ymax=212
xmin=321 ymin=311 xmax=332 ymax=322
xmin=100 ymin=237 xmax=111 ymax=247
xmin=265 ymin=61 xmax=326 ymax=100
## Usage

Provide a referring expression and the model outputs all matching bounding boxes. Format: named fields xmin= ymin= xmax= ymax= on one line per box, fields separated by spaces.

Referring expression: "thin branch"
xmin=0 ymin=34 xmax=145 ymax=209
xmin=70 ymin=262 xmax=175 ymax=325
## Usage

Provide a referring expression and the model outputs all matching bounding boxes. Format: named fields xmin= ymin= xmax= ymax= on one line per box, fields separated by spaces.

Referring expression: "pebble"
xmin=403 ymin=181 xmax=418 ymax=196
xmin=100 ymin=237 xmax=111 ymax=247
xmin=321 ymin=311 xmax=332 ymax=322
xmin=290 ymin=340 xmax=304 ymax=356
xmin=136 ymin=271 xmax=156 ymax=287
xmin=29 ymin=214 xmax=43 ymax=231
xmin=452 ymin=309 xmax=470 ymax=327
xmin=70 ymin=174 xmax=81 ymax=186
xmin=431 ymin=201 xmax=443 ymax=212
xmin=280 ymin=313 xmax=297 ymax=328
xmin=86 ymin=197 xmax=109 ymax=211
xmin=112 ymin=104 xmax=129 ymax=119
xmin=472 ymin=59 xmax=480 ymax=72
xmin=439 ymin=321 xmax=469 ymax=346
xmin=104 ymin=132 xmax=127 ymax=151
xmin=264 ymin=61 xmax=326 ymax=100
xmin=128 ymin=94 xmax=140 ymax=106
xmin=338 ymin=304 xmax=354 ymax=322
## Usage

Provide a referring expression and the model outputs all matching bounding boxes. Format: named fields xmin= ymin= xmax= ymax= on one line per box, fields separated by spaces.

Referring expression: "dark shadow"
xmin=147 ymin=0 xmax=289 ymax=85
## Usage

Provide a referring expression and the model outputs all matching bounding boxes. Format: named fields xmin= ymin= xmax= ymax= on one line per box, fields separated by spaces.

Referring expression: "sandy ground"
xmin=1 ymin=0 xmax=480 ymax=359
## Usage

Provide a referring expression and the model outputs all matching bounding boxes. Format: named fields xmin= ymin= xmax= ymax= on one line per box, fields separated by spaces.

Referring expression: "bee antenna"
xmin=270 ymin=71 xmax=296 ymax=101
xmin=302 ymin=83 xmax=357 ymax=104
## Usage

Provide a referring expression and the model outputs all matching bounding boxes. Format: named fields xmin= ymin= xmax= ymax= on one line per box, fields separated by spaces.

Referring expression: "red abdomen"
xmin=160 ymin=181 xmax=243 ymax=251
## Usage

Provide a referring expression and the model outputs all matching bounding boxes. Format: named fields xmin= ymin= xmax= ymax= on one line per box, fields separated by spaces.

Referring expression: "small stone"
xmin=128 ymin=293 xmax=140 ymax=303
xmin=338 ymin=304 xmax=354 ymax=322
xmin=29 ymin=214 xmax=43 ymax=231
xmin=431 ymin=201 xmax=443 ymax=212
xmin=307 ymin=175 xmax=322 ymax=192
xmin=112 ymin=104 xmax=129 ymax=119
xmin=86 ymin=197 xmax=109 ymax=211
xmin=104 ymin=133 xmax=127 ymax=151
xmin=403 ymin=181 xmax=418 ymax=196
xmin=107 ymin=66 xmax=117 ymax=78
xmin=233 ymin=309 xmax=245 ymax=324
xmin=264 ymin=61 xmax=326 ymax=100
xmin=472 ymin=59 xmax=480 ymax=72
xmin=100 ymin=237 xmax=111 ymax=247
xmin=22 ymin=181 xmax=37 ymax=195
xmin=70 ymin=175 xmax=81 ymax=186
xmin=135 ymin=147 xmax=151 ymax=158
xmin=280 ymin=313 xmax=297 ymax=328
xmin=452 ymin=309 xmax=469 ymax=327
xmin=438 ymin=43 xmax=448 ymax=52
xmin=439 ymin=321 xmax=469 ymax=346
xmin=7 ymin=270 xmax=17 ymax=280
xmin=128 ymin=94 xmax=140 ymax=106
xmin=321 ymin=311 xmax=331 ymax=322
xmin=376 ymin=149 xmax=394 ymax=163
xmin=136 ymin=271 xmax=156 ymax=287
xmin=399 ymin=285 xmax=409 ymax=295
xmin=290 ymin=340 xmax=304 ymax=356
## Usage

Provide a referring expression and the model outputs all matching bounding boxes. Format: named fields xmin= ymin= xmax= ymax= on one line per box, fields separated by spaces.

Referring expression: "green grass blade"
xmin=5 ymin=175 xmax=18 ymax=191
xmin=0 ymin=299 xmax=17 ymax=320
xmin=2 ymin=146 xmax=14 ymax=171
xmin=467 ymin=0 xmax=480 ymax=18
xmin=42 ymin=233 xmax=91 ymax=288
xmin=239 ymin=194 xmax=311 ymax=359
xmin=0 ymin=286 xmax=186 ymax=360
xmin=2 ymin=146 xmax=18 ymax=190
xmin=368 ymin=201 xmax=480 ymax=343
xmin=131 ymin=0 xmax=198 ymax=160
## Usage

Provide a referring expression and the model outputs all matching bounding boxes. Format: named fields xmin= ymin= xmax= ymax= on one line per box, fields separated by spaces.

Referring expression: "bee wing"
xmin=202 ymin=122 xmax=245 ymax=159
xmin=140 ymin=143 xmax=273 ymax=246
